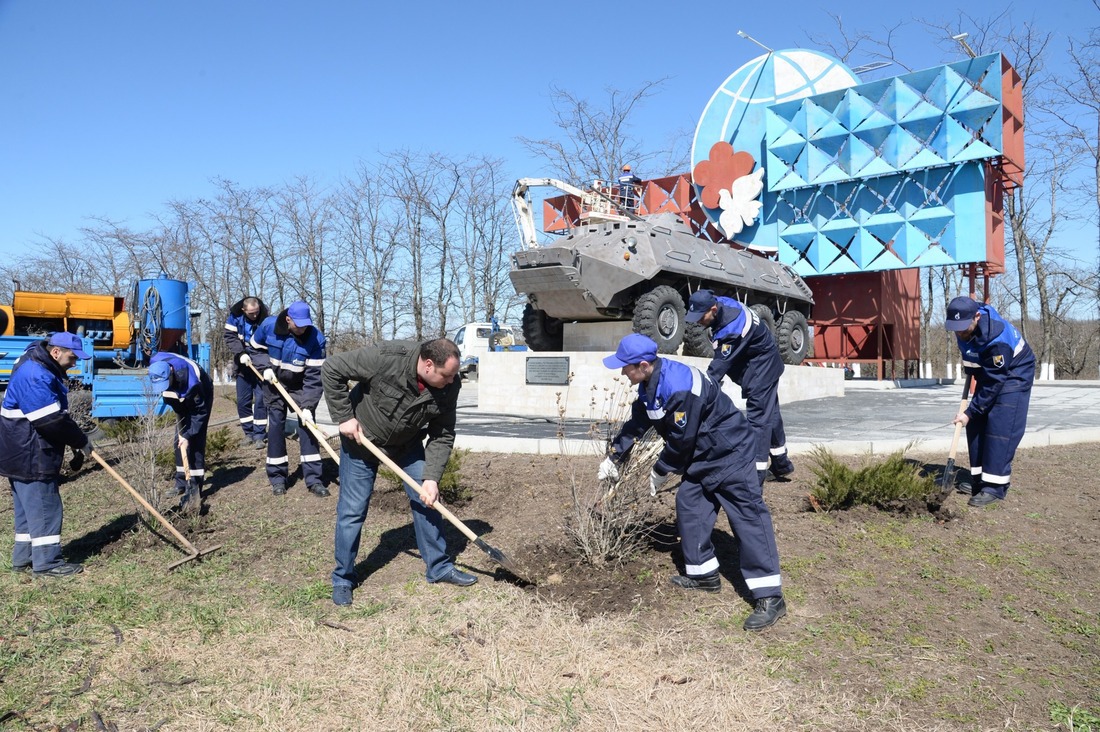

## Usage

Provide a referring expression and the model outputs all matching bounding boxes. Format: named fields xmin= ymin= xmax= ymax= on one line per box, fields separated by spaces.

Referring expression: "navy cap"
xmin=945 ymin=296 xmax=980 ymax=331
xmin=287 ymin=300 xmax=313 ymax=327
xmin=685 ymin=290 xmax=717 ymax=323
xmin=47 ymin=332 xmax=91 ymax=360
xmin=148 ymin=361 xmax=172 ymax=393
xmin=603 ymin=333 xmax=658 ymax=368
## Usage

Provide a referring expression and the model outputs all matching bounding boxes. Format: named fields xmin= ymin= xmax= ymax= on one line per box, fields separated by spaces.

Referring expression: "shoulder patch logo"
xmin=720 ymin=343 xmax=733 ymax=359
xmin=992 ymin=354 xmax=1005 ymax=368
xmin=674 ymin=411 xmax=687 ymax=428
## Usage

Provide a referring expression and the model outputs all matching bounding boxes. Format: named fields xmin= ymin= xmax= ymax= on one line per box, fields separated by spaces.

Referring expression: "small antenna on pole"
xmin=736 ymin=30 xmax=773 ymax=53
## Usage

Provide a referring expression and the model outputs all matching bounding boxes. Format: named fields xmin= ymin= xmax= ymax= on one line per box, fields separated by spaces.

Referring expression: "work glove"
xmin=597 ymin=456 xmax=620 ymax=482
xmin=650 ymin=469 xmax=670 ymax=496
xmin=238 ymin=353 xmax=253 ymax=368
xmin=263 ymin=368 xmax=277 ymax=384
xmin=178 ymin=435 xmax=189 ymax=453
xmin=299 ymin=408 xmax=314 ymax=427
xmin=70 ymin=442 xmax=92 ymax=471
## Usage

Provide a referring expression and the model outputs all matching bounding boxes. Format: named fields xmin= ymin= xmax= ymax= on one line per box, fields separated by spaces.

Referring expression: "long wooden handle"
xmin=246 ymin=361 xmax=341 ymax=464
xmin=947 ymin=374 xmax=974 ymax=461
xmin=179 ymin=443 xmax=191 ymax=480
xmin=90 ymin=450 xmax=198 ymax=554
xmin=353 ymin=430 xmax=477 ymax=543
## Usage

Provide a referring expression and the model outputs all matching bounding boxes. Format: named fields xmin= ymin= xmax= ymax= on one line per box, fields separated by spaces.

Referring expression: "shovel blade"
xmin=473 ymin=537 xmax=522 ymax=577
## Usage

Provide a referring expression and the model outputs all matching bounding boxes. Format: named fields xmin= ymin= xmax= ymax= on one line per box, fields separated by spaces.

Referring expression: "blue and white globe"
xmin=693 ymin=49 xmax=860 ymax=248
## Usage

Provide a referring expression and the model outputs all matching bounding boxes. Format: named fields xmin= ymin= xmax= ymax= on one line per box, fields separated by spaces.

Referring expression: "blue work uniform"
xmin=705 ymin=297 xmax=794 ymax=486
xmin=0 ymin=341 xmax=89 ymax=572
xmin=251 ymin=311 xmax=327 ymax=490
xmin=151 ymin=352 xmax=213 ymax=506
xmin=223 ymin=298 xmax=269 ymax=442
xmin=617 ymin=171 xmax=642 ymax=212
xmin=609 ymin=358 xmax=782 ymax=599
xmin=957 ymin=305 xmax=1035 ymax=500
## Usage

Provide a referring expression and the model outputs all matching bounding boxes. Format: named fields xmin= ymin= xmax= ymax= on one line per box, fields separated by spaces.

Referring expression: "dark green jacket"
xmin=321 ymin=340 xmax=460 ymax=482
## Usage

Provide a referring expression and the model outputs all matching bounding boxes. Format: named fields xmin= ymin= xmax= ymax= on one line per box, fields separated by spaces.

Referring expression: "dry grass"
xmin=81 ymin=585 xmax=945 ymax=732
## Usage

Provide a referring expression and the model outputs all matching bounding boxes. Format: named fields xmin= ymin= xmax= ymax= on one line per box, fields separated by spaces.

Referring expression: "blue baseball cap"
xmin=287 ymin=300 xmax=313 ymax=327
xmin=945 ymin=296 xmax=980 ymax=331
xmin=47 ymin=332 xmax=91 ymax=360
xmin=685 ymin=290 xmax=717 ymax=323
xmin=148 ymin=360 xmax=172 ymax=392
xmin=603 ymin=333 xmax=659 ymax=368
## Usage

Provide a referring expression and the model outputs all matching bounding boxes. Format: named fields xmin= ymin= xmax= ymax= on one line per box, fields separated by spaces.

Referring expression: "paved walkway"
xmin=440 ymin=380 xmax=1100 ymax=456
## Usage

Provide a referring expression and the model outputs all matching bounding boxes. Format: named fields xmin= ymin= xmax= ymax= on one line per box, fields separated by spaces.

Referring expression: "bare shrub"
xmin=105 ymin=386 xmax=176 ymax=522
xmin=563 ymin=377 xmax=669 ymax=566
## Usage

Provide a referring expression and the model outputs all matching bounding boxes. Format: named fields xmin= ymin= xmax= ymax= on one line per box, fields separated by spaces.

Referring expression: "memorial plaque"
xmin=525 ymin=356 xmax=570 ymax=385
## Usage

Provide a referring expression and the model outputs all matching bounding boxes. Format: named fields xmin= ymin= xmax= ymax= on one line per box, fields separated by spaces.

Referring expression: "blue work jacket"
xmin=150 ymin=352 xmax=214 ymax=440
xmin=0 ymin=341 xmax=88 ymax=481
xmin=705 ymin=297 xmax=783 ymax=391
xmin=956 ymin=305 xmax=1036 ymax=417
xmin=610 ymin=358 xmax=756 ymax=489
xmin=250 ymin=311 xmax=326 ymax=407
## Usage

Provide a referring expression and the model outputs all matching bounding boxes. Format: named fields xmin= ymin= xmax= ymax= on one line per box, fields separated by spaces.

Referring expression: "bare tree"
xmin=516 ymin=80 xmax=676 ymax=185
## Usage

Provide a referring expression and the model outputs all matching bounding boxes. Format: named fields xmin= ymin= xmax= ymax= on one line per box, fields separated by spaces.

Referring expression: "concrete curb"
xmin=454 ymin=426 xmax=1100 ymax=457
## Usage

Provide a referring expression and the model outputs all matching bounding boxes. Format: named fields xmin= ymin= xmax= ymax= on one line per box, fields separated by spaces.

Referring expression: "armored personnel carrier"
xmin=509 ymin=178 xmax=815 ymax=363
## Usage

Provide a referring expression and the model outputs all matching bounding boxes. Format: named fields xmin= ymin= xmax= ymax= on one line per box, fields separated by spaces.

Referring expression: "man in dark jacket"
xmin=321 ymin=338 xmax=474 ymax=607
xmin=250 ymin=301 xmax=328 ymax=497
xmin=945 ymin=296 xmax=1036 ymax=508
xmin=685 ymin=290 xmax=795 ymax=487
xmin=149 ymin=352 xmax=214 ymax=511
xmin=223 ymin=296 xmax=269 ymax=447
xmin=598 ymin=333 xmax=786 ymax=630
xmin=0 ymin=332 xmax=92 ymax=576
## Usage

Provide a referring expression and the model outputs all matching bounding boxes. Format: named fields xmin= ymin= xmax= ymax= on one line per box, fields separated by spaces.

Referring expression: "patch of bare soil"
xmin=72 ymin=386 xmax=1099 ymax=728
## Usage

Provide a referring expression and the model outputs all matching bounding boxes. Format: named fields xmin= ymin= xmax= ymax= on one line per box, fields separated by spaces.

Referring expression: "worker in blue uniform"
xmin=149 ymin=352 xmax=214 ymax=511
xmin=223 ymin=296 xmax=269 ymax=447
xmin=598 ymin=333 xmax=786 ymax=630
xmin=945 ymin=296 xmax=1035 ymax=508
xmin=251 ymin=300 xmax=329 ymax=497
xmin=0 ymin=332 xmax=92 ymax=576
xmin=617 ymin=164 xmax=642 ymax=213
xmin=685 ymin=290 xmax=795 ymax=487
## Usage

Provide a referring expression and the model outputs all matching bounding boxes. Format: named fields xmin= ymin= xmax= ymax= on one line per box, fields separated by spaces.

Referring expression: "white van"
xmin=452 ymin=322 xmax=523 ymax=378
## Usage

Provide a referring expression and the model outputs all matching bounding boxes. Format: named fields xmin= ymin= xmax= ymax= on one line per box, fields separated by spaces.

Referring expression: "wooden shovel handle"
xmin=90 ymin=450 xmax=199 ymax=554
xmin=947 ymin=374 xmax=974 ymax=461
xmin=352 ymin=430 xmax=477 ymax=543
xmin=246 ymin=362 xmax=341 ymax=464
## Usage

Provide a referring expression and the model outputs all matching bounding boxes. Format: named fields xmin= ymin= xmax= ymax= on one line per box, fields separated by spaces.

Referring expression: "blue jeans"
xmin=332 ymin=439 xmax=453 ymax=588
xmin=10 ymin=478 xmax=64 ymax=571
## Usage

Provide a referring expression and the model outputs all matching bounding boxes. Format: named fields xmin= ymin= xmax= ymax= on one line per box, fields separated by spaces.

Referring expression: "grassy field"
xmin=1 ymin=429 xmax=1098 ymax=731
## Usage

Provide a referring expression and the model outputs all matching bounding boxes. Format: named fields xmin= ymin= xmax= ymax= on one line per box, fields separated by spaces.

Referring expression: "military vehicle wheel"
xmin=683 ymin=323 xmax=714 ymax=358
xmin=750 ymin=304 xmax=776 ymax=336
xmin=633 ymin=286 xmax=685 ymax=354
xmin=522 ymin=303 xmax=563 ymax=351
xmin=777 ymin=310 xmax=809 ymax=365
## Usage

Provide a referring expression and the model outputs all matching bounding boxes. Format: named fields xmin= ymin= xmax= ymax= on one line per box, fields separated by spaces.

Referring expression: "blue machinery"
xmin=0 ymin=274 xmax=210 ymax=419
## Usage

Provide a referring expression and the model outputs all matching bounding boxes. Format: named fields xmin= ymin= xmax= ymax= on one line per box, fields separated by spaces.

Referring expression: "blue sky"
xmin=1 ymin=0 xmax=1096 ymax=262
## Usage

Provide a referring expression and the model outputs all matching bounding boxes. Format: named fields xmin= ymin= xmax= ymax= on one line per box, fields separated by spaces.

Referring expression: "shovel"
xmin=353 ymin=429 xmax=523 ymax=578
xmin=245 ymin=362 xmax=341 ymax=465
xmin=178 ymin=444 xmax=201 ymax=514
xmin=90 ymin=450 xmax=222 ymax=570
xmin=930 ymin=374 xmax=973 ymax=510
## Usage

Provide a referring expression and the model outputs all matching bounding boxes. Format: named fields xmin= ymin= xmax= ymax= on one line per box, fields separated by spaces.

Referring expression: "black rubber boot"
xmin=669 ymin=572 xmax=721 ymax=593
xmin=743 ymin=596 xmax=787 ymax=631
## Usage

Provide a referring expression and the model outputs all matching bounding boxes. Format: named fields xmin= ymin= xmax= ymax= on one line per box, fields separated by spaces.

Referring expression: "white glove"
xmin=300 ymin=408 xmax=314 ymax=426
xmin=263 ymin=368 xmax=277 ymax=384
xmin=598 ymin=457 xmax=620 ymax=482
xmin=650 ymin=469 xmax=670 ymax=496
xmin=239 ymin=353 xmax=252 ymax=368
